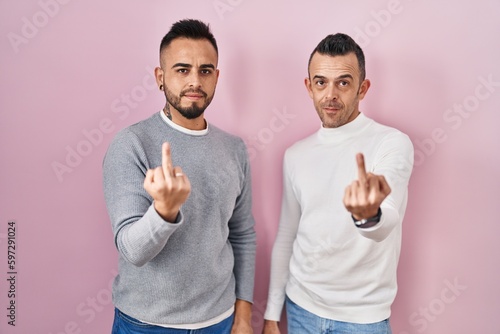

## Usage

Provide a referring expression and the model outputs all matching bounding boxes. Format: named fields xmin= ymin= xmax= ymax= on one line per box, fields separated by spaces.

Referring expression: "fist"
xmin=343 ymin=153 xmax=391 ymax=220
xmin=143 ymin=142 xmax=191 ymax=222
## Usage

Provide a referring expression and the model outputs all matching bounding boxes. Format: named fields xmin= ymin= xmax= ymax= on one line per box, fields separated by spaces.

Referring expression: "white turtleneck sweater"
xmin=264 ymin=112 xmax=414 ymax=324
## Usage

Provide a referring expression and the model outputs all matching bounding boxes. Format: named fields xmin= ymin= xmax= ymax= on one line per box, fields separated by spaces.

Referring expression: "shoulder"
xmin=365 ymin=117 xmax=413 ymax=152
xmin=125 ymin=113 xmax=163 ymax=138
xmin=106 ymin=113 xmax=162 ymax=157
xmin=208 ymin=123 xmax=247 ymax=149
xmin=363 ymin=118 xmax=414 ymax=174
xmin=284 ymin=131 xmax=318 ymax=160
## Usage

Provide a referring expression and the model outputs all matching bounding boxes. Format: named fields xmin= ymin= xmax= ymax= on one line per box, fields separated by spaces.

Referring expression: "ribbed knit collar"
xmin=159 ymin=110 xmax=209 ymax=136
xmin=317 ymin=112 xmax=371 ymax=143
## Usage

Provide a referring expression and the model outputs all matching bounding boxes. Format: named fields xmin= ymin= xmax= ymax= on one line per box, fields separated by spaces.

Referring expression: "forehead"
xmin=161 ymin=37 xmax=218 ymax=66
xmin=309 ymin=52 xmax=360 ymax=79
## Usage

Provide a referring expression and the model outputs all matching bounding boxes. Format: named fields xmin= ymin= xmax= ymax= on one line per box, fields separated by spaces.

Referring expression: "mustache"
xmin=181 ymin=89 xmax=207 ymax=97
xmin=321 ymin=101 xmax=343 ymax=109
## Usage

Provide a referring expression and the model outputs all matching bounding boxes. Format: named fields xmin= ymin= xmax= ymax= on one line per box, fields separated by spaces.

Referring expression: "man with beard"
xmin=103 ymin=19 xmax=256 ymax=333
xmin=262 ymin=33 xmax=414 ymax=333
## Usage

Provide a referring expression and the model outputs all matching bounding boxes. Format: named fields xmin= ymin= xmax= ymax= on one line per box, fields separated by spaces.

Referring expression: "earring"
xmin=159 ymin=84 xmax=163 ymax=91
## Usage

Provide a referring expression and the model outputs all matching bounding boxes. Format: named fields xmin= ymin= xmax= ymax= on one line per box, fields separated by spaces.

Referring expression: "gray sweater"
xmin=103 ymin=112 xmax=256 ymax=325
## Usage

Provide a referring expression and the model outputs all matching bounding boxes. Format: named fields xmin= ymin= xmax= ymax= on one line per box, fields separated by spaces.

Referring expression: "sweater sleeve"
xmin=103 ymin=129 xmax=183 ymax=267
xmin=264 ymin=151 xmax=301 ymax=321
xmin=357 ymin=131 xmax=414 ymax=242
xmin=227 ymin=142 xmax=257 ymax=303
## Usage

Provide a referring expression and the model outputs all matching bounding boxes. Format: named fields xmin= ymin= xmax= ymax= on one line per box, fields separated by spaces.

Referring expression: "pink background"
xmin=1 ymin=1 xmax=499 ymax=333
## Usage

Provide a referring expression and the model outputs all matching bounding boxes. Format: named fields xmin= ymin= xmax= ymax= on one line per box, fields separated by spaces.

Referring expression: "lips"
xmin=183 ymin=94 xmax=203 ymax=100
xmin=181 ymin=89 xmax=207 ymax=100
xmin=322 ymin=102 xmax=343 ymax=114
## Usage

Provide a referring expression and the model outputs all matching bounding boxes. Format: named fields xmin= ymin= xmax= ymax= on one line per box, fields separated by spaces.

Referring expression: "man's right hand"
xmin=262 ymin=320 xmax=280 ymax=334
xmin=343 ymin=153 xmax=390 ymax=221
xmin=143 ymin=142 xmax=191 ymax=222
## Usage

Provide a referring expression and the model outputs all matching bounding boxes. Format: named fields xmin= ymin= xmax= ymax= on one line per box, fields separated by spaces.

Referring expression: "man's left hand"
xmin=231 ymin=320 xmax=253 ymax=334
xmin=231 ymin=299 xmax=253 ymax=334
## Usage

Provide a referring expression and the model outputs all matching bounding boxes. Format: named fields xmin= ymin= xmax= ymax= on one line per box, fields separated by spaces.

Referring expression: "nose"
xmin=325 ymin=83 xmax=338 ymax=100
xmin=188 ymin=72 xmax=202 ymax=89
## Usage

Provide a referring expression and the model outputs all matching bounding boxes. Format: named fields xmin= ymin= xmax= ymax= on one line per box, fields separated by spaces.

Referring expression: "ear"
xmin=304 ymin=77 xmax=314 ymax=99
xmin=154 ymin=67 xmax=164 ymax=89
xmin=358 ymin=79 xmax=371 ymax=100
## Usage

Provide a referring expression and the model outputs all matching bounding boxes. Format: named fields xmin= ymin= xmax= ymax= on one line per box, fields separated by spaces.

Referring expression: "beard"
xmin=165 ymin=86 xmax=213 ymax=119
xmin=318 ymin=96 xmax=360 ymax=128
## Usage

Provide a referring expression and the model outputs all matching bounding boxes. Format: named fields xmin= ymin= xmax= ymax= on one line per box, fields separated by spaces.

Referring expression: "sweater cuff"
xmin=149 ymin=204 xmax=184 ymax=225
xmin=118 ymin=206 xmax=185 ymax=266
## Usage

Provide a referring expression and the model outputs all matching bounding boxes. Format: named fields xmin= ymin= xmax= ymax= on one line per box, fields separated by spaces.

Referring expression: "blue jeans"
xmin=111 ymin=308 xmax=234 ymax=334
xmin=286 ymin=296 xmax=392 ymax=334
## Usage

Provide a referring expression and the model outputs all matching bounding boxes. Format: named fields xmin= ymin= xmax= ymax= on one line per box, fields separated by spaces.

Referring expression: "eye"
xmin=315 ymin=80 xmax=325 ymax=86
xmin=339 ymin=80 xmax=349 ymax=87
xmin=200 ymin=69 xmax=212 ymax=75
xmin=177 ymin=68 xmax=188 ymax=74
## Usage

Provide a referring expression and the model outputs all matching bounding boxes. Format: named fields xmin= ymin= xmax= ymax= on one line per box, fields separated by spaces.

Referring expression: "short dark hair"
xmin=159 ymin=19 xmax=218 ymax=55
xmin=308 ymin=33 xmax=366 ymax=82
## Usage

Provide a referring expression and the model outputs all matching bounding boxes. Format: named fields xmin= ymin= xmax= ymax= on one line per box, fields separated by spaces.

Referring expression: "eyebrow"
xmin=172 ymin=63 xmax=216 ymax=70
xmin=312 ymin=74 xmax=354 ymax=81
xmin=336 ymin=74 xmax=354 ymax=80
xmin=312 ymin=75 xmax=327 ymax=81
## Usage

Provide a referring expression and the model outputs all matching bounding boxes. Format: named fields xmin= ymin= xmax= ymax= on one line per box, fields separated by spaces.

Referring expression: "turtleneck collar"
xmin=317 ymin=112 xmax=371 ymax=143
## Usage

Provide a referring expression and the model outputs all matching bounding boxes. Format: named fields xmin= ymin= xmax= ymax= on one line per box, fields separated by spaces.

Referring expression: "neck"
xmin=163 ymin=106 xmax=206 ymax=131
